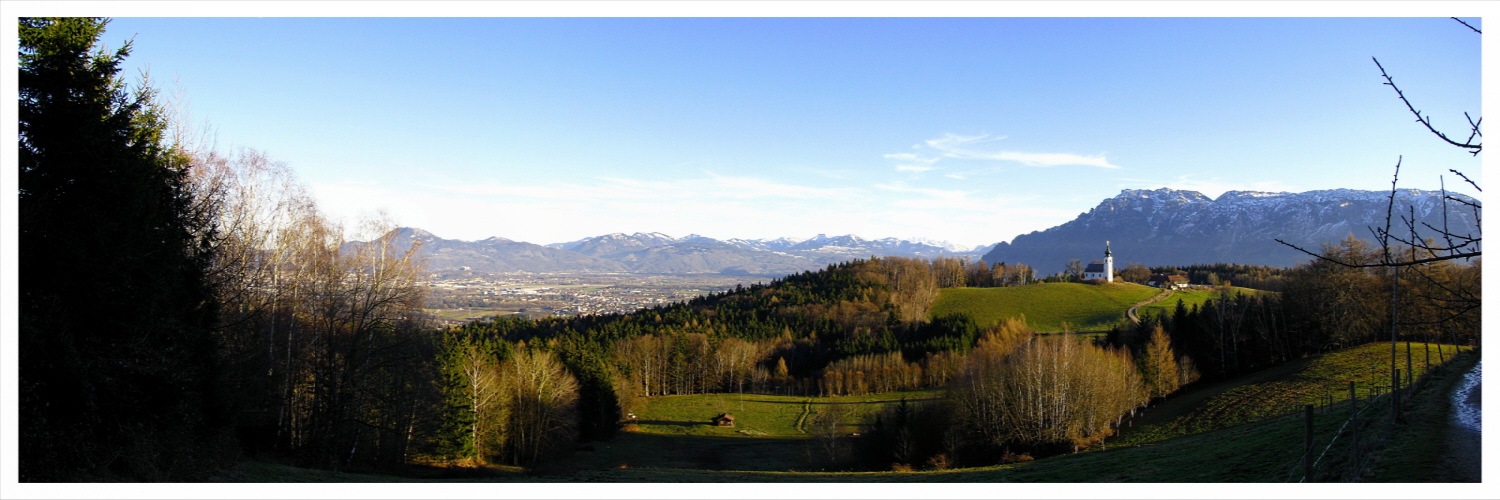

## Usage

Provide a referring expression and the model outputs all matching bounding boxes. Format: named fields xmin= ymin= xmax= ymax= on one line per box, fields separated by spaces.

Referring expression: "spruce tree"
xmin=19 ymin=17 xmax=226 ymax=481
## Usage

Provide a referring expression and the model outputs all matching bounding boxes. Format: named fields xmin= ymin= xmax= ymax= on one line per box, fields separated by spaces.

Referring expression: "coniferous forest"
xmin=16 ymin=17 xmax=1481 ymax=481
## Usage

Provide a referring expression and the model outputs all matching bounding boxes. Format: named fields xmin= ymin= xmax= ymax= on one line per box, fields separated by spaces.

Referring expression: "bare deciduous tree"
xmin=458 ymin=342 xmax=506 ymax=462
xmin=500 ymin=348 xmax=580 ymax=466
xmin=186 ymin=144 xmax=430 ymax=467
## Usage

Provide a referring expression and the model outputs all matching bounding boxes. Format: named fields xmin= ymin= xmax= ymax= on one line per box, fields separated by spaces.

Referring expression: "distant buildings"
xmin=1147 ymin=273 xmax=1189 ymax=290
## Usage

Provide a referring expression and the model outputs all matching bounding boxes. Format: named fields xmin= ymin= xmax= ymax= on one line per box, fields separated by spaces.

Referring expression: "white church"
xmin=1082 ymin=241 xmax=1114 ymax=282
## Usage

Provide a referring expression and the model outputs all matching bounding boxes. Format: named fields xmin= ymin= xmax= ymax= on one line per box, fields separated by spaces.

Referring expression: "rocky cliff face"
xmin=982 ymin=188 xmax=1479 ymax=274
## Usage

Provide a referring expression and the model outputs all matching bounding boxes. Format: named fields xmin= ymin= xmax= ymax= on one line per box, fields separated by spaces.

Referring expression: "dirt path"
xmin=794 ymin=399 xmax=812 ymax=434
xmin=1126 ymin=289 xmax=1174 ymax=325
xmin=1443 ymin=360 xmax=1482 ymax=482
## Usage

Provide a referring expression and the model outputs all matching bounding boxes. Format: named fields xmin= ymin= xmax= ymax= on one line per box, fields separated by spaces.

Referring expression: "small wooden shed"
xmin=711 ymin=413 xmax=735 ymax=427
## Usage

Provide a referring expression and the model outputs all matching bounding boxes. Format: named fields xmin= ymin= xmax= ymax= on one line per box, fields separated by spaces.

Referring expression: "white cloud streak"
xmin=891 ymin=132 xmax=1122 ymax=171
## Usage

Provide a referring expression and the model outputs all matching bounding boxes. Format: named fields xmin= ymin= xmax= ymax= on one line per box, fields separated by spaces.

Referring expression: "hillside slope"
xmin=210 ymin=344 xmax=1477 ymax=485
xmin=930 ymin=282 xmax=1161 ymax=332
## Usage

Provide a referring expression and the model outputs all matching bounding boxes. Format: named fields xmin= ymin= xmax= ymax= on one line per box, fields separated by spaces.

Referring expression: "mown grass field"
xmin=1134 ymin=286 xmax=1265 ymax=320
xmin=1112 ymin=342 xmax=1471 ymax=446
xmin=930 ymin=282 xmax=1161 ymax=332
xmin=545 ymin=390 xmax=948 ymax=473
xmin=207 ymin=343 xmax=1478 ymax=484
xmin=627 ymin=389 xmax=943 ymax=438
xmin=212 ymin=395 xmax=1378 ymax=483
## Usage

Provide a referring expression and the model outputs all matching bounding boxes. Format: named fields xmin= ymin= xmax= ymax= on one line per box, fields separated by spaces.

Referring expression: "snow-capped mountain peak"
xmin=985 ymin=187 xmax=1479 ymax=274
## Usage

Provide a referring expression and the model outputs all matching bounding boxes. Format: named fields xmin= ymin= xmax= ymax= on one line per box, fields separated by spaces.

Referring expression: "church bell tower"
xmin=1104 ymin=241 xmax=1114 ymax=282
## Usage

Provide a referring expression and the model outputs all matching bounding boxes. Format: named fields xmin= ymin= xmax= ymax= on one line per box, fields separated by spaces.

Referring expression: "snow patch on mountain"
xmin=982 ymin=187 xmax=1479 ymax=274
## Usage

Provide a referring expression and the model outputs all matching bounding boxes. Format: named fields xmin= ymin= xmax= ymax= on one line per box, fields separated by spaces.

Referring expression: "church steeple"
xmin=1104 ymin=241 xmax=1114 ymax=282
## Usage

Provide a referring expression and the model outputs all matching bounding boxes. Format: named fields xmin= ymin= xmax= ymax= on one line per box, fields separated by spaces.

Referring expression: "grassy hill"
xmin=1134 ymin=286 xmax=1266 ymax=320
xmin=626 ymin=389 xmax=943 ymax=438
xmin=1113 ymin=341 xmax=1469 ymax=446
xmin=930 ymin=282 xmax=1161 ymax=332
xmin=208 ymin=343 xmax=1476 ymax=485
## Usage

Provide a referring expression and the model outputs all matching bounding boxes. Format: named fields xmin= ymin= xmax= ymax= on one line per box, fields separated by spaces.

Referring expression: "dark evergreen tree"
xmin=19 ymin=17 xmax=227 ymax=480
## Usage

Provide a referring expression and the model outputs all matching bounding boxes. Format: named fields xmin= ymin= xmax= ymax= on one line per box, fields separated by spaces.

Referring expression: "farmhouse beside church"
xmin=1083 ymin=241 xmax=1114 ymax=282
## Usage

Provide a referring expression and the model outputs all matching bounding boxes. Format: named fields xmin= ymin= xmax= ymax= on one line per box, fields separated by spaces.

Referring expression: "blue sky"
xmin=74 ymin=9 xmax=1485 ymax=249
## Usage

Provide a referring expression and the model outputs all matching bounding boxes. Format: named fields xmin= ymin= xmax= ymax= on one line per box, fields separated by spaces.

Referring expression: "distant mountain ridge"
xmin=386 ymin=228 xmax=627 ymax=274
xmin=399 ymin=230 xmax=982 ymax=276
xmin=982 ymin=187 xmax=1480 ymax=275
xmin=372 ymin=187 xmax=1467 ymax=277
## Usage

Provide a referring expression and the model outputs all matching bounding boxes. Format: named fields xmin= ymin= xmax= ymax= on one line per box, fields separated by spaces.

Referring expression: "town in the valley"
xmin=422 ymin=272 xmax=767 ymax=324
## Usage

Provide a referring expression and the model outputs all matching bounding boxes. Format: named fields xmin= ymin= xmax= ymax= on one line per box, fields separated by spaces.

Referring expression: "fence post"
xmin=1407 ymin=346 xmax=1414 ymax=390
xmin=1349 ymin=381 xmax=1359 ymax=480
xmin=1304 ymin=404 xmax=1315 ymax=482
xmin=1349 ymin=381 xmax=1357 ymax=419
xmin=1392 ymin=369 xmax=1401 ymax=419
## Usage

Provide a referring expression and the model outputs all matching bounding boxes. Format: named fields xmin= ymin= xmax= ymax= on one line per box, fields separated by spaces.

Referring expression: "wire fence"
xmin=1280 ymin=359 xmax=1454 ymax=482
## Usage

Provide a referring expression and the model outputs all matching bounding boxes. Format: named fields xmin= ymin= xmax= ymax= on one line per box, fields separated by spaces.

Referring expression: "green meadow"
xmin=212 ymin=343 xmax=1476 ymax=483
xmin=930 ymin=282 xmax=1161 ymax=332
xmin=627 ymin=389 xmax=943 ymax=438
xmin=1134 ymin=286 xmax=1267 ymax=320
xmin=1113 ymin=341 xmax=1471 ymax=446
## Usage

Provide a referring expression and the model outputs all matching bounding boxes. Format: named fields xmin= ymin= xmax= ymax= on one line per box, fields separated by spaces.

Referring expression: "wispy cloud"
xmin=971 ymin=150 xmax=1120 ymax=169
xmin=890 ymin=132 xmax=1122 ymax=172
xmin=924 ymin=133 xmax=1004 ymax=151
xmin=885 ymin=152 xmax=939 ymax=175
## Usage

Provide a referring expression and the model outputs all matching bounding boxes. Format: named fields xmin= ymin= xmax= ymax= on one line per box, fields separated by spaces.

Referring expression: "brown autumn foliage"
xmin=191 ymin=147 xmax=431 ymax=466
xmin=950 ymin=333 xmax=1147 ymax=454
xmin=498 ymin=348 xmax=580 ymax=466
xmin=1138 ymin=324 xmax=1185 ymax=399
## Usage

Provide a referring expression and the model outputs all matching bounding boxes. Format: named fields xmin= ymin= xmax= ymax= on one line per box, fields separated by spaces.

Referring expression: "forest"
xmin=17 ymin=17 xmax=1481 ymax=480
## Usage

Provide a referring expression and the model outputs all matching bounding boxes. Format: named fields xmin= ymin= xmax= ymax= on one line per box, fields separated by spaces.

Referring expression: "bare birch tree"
xmin=500 ymin=348 xmax=580 ymax=467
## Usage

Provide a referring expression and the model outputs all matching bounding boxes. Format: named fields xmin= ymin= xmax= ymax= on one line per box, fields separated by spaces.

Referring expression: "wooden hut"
xmin=711 ymin=413 xmax=735 ymax=427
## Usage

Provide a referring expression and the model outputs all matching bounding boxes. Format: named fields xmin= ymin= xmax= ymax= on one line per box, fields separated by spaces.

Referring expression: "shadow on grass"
xmin=737 ymin=397 xmax=942 ymax=405
xmin=635 ymin=419 xmax=709 ymax=428
xmin=806 ymin=398 xmax=941 ymax=407
xmin=568 ymin=432 xmax=813 ymax=473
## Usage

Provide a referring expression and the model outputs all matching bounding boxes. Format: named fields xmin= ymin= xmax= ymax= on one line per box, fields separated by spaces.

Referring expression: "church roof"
xmin=1084 ymin=261 xmax=1107 ymax=273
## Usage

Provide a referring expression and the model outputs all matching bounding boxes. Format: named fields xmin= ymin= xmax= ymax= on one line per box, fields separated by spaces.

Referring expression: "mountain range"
xmin=377 ymin=187 xmax=1478 ymax=277
xmin=983 ymin=188 xmax=1480 ymax=275
xmin=391 ymin=229 xmax=986 ymax=276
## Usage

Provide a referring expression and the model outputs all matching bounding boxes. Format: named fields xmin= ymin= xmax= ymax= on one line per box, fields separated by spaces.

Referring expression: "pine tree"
xmin=19 ymin=17 xmax=226 ymax=481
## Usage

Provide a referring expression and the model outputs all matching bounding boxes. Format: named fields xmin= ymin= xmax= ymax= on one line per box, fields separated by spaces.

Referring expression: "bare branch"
xmin=1373 ymin=57 xmax=1483 ymax=155
xmin=1444 ymin=195 xmax=1481 ymax=210
xmin=1450 ymin=169 xmax=1481 ymax=192
xmin=1398 ymin=304 xmax=1480 ymax=327
xmin=1380 ymin=157 xmax=1401 ymax=263
xmin=1277 ymin=238 xmax=1480 ymax=268
xmin=1452 ymin=17 xmax=1482 ymax=34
